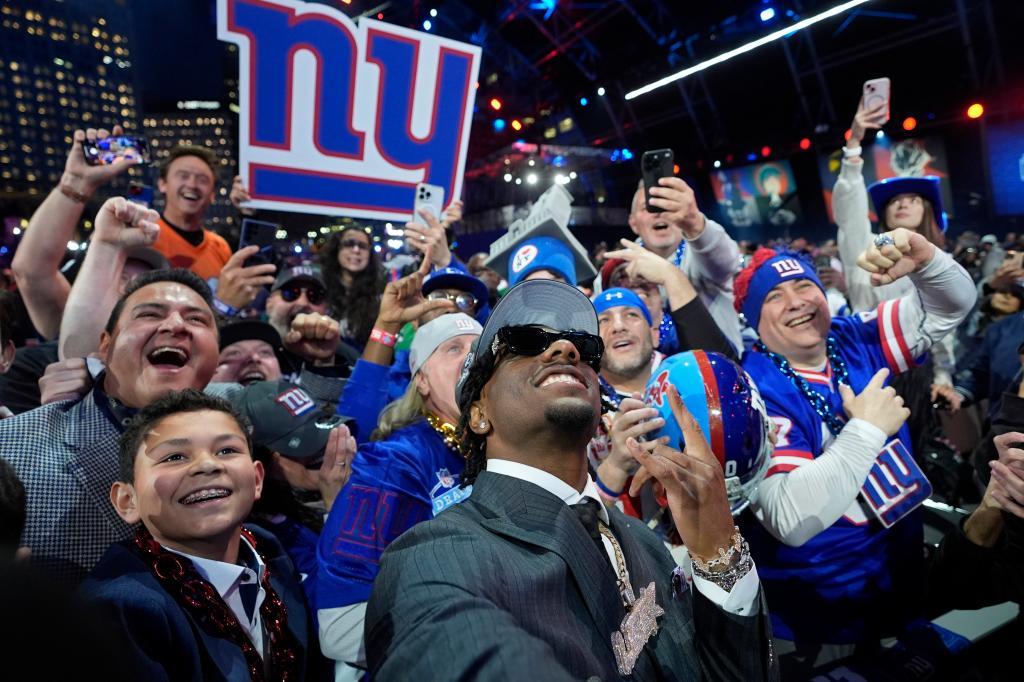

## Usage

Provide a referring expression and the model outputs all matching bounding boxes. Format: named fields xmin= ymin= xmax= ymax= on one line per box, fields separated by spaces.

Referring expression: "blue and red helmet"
xmin=643 ymin=351 xmax=772 ymax=515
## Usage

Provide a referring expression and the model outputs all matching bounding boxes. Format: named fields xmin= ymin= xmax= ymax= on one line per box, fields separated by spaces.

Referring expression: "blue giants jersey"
xmin=741 ymin=299 xmax=929 ymax=643
xmin=316 ymin=418 xmax=471 ymax=610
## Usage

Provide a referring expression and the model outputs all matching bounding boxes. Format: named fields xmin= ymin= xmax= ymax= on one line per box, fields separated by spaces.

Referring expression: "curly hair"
xmin=317 ymin=227 xmax=387 ymax=348
xmin=456 ymin=344 xmax=500 ymax=487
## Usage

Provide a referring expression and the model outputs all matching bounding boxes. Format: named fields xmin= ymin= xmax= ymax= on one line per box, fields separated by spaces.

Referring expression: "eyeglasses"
xmin=427 ymin=290 xmax=478 ymax=312
xmin=495 ymin=325 xmax=604 ymax=372
xmin=279 ymin=284 xmax=326 ymax=305
xmin=340 ymin=238 xmax=370 ymax=251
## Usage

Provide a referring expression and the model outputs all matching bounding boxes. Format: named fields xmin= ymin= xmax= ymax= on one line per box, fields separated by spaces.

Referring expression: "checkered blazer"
xmin=0 ymin=391 xmax=133 ymax=584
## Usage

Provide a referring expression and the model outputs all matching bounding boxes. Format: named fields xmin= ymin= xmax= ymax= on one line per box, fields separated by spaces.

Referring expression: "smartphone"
xmin=1004 ymin=250 xmax=1024 ymax=270
xmin=82 ymin=135 xmax=149 ymax=166
xmin=238 ymin=218 xmax=280 ymax=268
xmin=411 ymin=182 xmax=445 ymax=228
xmin=862 ymin=78 xmax=891 ymax=123
xmin=641 ymin=149 xmax=674 ymax=213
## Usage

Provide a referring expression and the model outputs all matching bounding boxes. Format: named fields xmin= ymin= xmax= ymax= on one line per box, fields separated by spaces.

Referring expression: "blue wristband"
xmin=212 ymin=297 xmax=238 ymax=317
xmin=594 ymin=471 xmax=624 ymax=498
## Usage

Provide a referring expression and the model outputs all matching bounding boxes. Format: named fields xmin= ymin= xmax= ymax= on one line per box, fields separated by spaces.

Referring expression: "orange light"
xmin=672 ymin=163 xmax=680 ymax=174
xmin=761 ymin=146 xmax=771 ymax=157
xmin=799 ymin=137 xmax=811 ymax=150
xmin=844 ymin=128 xmax=852 ymax=141
xmin=511 ymin=119 xmax=522 ymax=131
xmin=966 ymin=103 xmax=984 ymax=119
xmin=902 ymin=116 xmax=917 ymax=131
xmin=489 ymin=98 xmax=502 ymax=111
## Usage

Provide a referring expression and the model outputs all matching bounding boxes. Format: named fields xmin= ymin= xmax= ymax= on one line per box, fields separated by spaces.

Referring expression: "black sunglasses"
xmin=279 ymin=284 xmax=326 ymax=305
xmin=340 ymin=238 xmax=370 ymax=251
xmin=495 ymin=325 xmax=604 ymax=372
xmin=427 ymin=289 xmax=478 ymax=312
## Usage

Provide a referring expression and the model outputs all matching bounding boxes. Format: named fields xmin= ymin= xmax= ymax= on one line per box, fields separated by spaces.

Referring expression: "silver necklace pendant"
xmin=610 ymin=582 xmax=665 ymax=675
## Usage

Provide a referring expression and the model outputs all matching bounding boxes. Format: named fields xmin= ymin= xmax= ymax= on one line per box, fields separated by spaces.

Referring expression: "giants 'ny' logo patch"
xmin=770 ymin=258 xmax=806 ymax=277
xmin=276 ymin=388 xmax=316 ymax=416
xmin=860 ymin=439 xmax=932 ymax=528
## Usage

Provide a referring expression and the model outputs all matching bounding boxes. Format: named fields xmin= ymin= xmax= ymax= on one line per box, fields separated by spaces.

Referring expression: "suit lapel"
xmin=471 ymin=472 xmax=626 ymax=653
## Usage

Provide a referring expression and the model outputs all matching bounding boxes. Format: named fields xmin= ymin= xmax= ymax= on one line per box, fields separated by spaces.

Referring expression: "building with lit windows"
xmin=0 ymin=0 xmax=141 ymax=200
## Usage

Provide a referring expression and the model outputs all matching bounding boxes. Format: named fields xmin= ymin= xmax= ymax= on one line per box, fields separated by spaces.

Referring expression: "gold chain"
xmin=598 ymin=522 xmax=636 ymax=607
xmin=424 ymin=412 xmax=461 ymax=452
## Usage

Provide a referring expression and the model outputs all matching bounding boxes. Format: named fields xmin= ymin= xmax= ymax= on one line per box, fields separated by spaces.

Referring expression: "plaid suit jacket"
xmin=366 ymin=471 xmax=776 ymax=681
xmin=0 ymin=391 xmax=133 ymax=584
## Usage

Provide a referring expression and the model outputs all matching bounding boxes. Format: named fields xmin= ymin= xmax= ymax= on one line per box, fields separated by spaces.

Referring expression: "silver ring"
xmin=419 ymin=234 xmax=427 ymax=242
xmin=874 ymin=234 xmax=895 ymax=248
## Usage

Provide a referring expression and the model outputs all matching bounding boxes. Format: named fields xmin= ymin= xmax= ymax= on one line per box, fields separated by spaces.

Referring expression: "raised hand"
xmin=849 ymin=95 xmax=888 ymax=147
xmin=626 ymin=384 xmax=735 ymax=561
xmin=229 ymin=175 xmax=256 ymax=216
xmin=856 ymin=227 xmax=936 ymax=285
xmin=93 ymin=197 xmax=160 ymax=249
xmin=403 ymin=208 xmax=452 ymax=269
xmin=838 ymin=368 xmax=909 ymax=436
xmin=216 ymin=247 xmax=277 ymax=310
xmin=375 ymin=246 xmax=456 ymax=332
xmin=646 ymin=177 xmax=705 ymax=239
xmin=318 ymin=424 xmax=357 ymax=511
xmin=284 ymin=312 xmax=341 ymax=366
xmin=62 ymin=125 xmax=139 ymax=199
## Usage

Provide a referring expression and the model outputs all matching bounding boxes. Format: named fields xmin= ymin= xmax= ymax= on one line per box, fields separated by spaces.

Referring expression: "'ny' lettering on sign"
xmin=217 ymin=0 xmax=481 ymax=220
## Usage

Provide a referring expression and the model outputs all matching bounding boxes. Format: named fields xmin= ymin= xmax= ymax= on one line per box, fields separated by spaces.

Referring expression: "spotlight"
xmin=799 ymin=137 xmax=811 ymax=150
xmin=429 ymin=8 xmax=437 ymax=17
xmin=515 ymin=177 xmax=522 ymax=185
xmin=489 ymin=98 xmax=502 ymax=111
xmin=422 ymin=19 xmax=432 ymax=31
xmin=621 ymin=148 xmax=633 ymax=160
xmin=526 ymin=173 xmax=538 ymax=185
xmin=569 ymin=171 xmax=578 ymax=179
xmin=493 ymin=118 xmax=506 ymax=132
xmin=902 ymin=117 xmax=917 ymax=131
xmin=746 ymin=153 xmax=757 ymax=162
xmin=503 ymin=173 xmax=513 ymax=182
xmin=761 ymin=146 xmax=771 ymax=157
xmin=511 ymin=119 xmax=522 ymax=131
xmin=597 ymin=87 xmax=606 ymax=96
xmin=579 ymin=97 xmax=589 ymax=106
xmin=528 ymin=158 xmax=536 ymax=166
xmin=760 ymin=7 xmax=776 ymax=22
xmin=966 ymin=103 xmax=984 ymax=119
xmin=713 ymin=160 xmax=722 ymax=168
xmin=876 ymin=130 xmax=886 ymax=140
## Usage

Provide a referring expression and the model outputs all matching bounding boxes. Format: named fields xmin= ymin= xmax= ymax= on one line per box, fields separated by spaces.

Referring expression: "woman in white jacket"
xmin=832 ymin=92 xmax=962 ymax=413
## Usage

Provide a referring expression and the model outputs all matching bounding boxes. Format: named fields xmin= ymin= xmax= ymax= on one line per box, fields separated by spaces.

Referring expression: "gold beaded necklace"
xmin=424 ymin=412 xmax=461 ymax=452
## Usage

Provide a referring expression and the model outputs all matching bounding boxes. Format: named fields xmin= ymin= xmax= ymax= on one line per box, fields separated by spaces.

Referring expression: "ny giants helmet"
xmin=643 ymin=351 xmax=772 ymax=515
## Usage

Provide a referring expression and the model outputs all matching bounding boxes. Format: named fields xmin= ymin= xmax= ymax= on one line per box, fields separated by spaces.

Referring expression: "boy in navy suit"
xmin=82 ymin=389 xmax=325 ymax=681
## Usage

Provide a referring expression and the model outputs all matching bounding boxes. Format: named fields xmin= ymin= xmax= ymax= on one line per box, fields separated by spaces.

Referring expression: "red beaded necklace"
xmin=132 ymin=527 xmax=300 ymax=681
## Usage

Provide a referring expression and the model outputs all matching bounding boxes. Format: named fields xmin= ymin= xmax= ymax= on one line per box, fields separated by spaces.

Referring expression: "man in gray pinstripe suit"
xmin=0 ymin=200 xmax=221 ymax=584
xmin=366 ymin=280 xmax=776 ymax=680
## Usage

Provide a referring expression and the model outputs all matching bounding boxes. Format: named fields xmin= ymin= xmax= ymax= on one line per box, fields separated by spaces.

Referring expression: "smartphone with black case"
xmin=238 ymin=218 xmax=280 ymax=268
xmin=82 ymin=135 xmax=150 ymax=166
xmin=641 ymin=149 xmax=674 ymax=213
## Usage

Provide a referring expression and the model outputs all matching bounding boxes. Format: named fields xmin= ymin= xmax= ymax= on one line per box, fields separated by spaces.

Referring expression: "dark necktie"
xmin=571 ymin=497 xmax=609 ymax=562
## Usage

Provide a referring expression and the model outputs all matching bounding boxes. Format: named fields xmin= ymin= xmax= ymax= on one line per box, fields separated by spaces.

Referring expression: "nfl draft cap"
xmin=592 ymin=287 xmax=653 ymax=326
xmin=409 ymin=313 xmax=483 ymax=376
xmin=458 ymin=279 xmax=598 ymax=402
xmin=733 ymin=248 xmax=824 ymax=332
xmin=483 ymin=183 xmax=597 ymax=285
xmin=230 ymin=379 xmax=351 ymax=461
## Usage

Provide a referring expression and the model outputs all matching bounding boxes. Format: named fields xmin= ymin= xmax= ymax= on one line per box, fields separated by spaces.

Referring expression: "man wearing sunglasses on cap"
xmin=265 ymin=265 xmax=359 ymax=375
xmin=365 ymin=279 xmax=775 ymax=681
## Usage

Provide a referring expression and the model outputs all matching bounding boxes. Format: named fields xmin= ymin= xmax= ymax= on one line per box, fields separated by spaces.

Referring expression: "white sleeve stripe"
xmin=879 ymin=299 xmax=911 ymax=373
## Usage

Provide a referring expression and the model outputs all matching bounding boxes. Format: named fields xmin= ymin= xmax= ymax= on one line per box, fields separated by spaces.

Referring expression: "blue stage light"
xmin=493 ymin=118 xmax=506 ymax=131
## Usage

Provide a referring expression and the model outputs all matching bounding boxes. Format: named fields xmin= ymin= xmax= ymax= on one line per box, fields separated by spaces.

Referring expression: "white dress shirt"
xmin=165 ymin=535 xmax=268 ymax=655
xmin=486 ymin=459 xmax=759 ymax=616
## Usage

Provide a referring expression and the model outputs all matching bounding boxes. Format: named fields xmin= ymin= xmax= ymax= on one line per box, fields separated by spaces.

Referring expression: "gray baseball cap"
xmin=456 ymin=279 xmax=598 ymax=401
xmin=409 ymin=312 xmax=482 ymax=376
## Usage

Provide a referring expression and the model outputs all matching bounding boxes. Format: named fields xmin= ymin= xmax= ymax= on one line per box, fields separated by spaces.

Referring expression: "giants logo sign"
xmin=217 ymin=0 xmax=481 ymax=220
xmin=860 ymin=438 xmax=932 ymax=528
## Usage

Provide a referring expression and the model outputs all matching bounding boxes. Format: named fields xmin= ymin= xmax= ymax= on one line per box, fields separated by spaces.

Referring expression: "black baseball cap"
xmin=218 ymin=319 xmax=294 ymax=375
xmin=456 ymin=279 xmax=598 ymax=401
xmin=230 ymin=379 xmax=353 ymax=462
xmin=271 ymin=264 xmax=325 ymax=293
